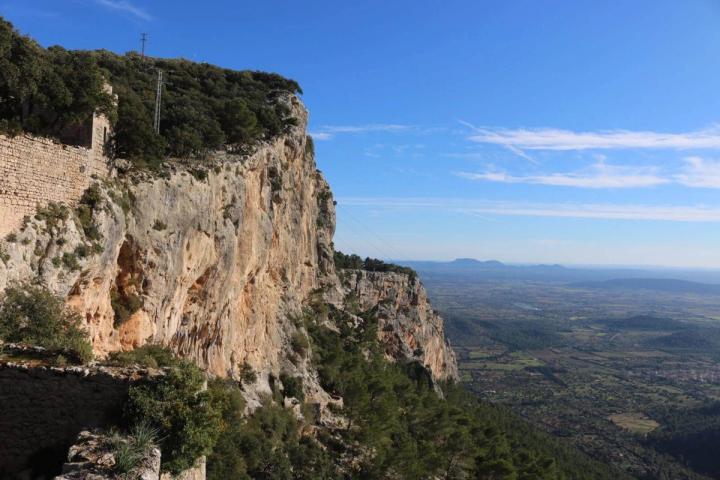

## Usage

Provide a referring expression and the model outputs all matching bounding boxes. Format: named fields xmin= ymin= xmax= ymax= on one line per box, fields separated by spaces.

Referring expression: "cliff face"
xmin=338 ymin=270 xmax=458 ymax=381
xmin=0 ymin=94 xmax=457 ymax=384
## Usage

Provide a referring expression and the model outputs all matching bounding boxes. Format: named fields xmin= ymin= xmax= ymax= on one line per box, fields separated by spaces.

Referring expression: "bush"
xmin=238 ymin=362 xmax=257 ymax=384
xmin=290 ymin=331 xmax=309 ymax=358
xmin=207 ymin=395 xmax=333 ymax=480
xmin=0 ymin=283 xmax=92 ymax=363
xmin=111 ymin=289 xmax=143 ymax=328
xmin=76 ymin=184 xmax=103 ymax=241
xmin=107 ymin=344 xmax=180 ymax=368
xmin=279 ymin=372 xmax=305 ymax=402
xmin=0 ymin=19 xmax=115 ymax=139
xmin=333 ymin=250 xmax=417 ymax=281
xmin=93 ymin=51 xmax=301 ymax=162
xmin=125 ymin=361 xmax=224 ymax=474
xmin=109 ymin=422 xmax=159 ymax=475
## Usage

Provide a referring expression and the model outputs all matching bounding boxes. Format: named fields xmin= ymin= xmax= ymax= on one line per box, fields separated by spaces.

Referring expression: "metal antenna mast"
xmin=140 ymin=33 xmax=148 ymax=60
xmin=153 ymin=69 xmax=163 ymax=134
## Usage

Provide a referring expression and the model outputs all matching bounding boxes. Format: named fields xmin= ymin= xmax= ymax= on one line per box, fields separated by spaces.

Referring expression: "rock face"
xmin=338 ymin=270 xmax=458 ymax=381
xmin=0 ymin=94 xmax=457 ymax=384
xmin=55 ymin=430 xmax=162 ymax=480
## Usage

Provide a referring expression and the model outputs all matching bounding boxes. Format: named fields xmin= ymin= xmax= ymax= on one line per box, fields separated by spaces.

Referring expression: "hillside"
xmin=0 ymin=19 xmax=627 ymax=479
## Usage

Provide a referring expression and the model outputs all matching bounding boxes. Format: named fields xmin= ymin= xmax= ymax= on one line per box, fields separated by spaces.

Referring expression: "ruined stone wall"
xmin=0 ymin=132 xmax=111 ymax=238
xmin=0 ymin=363 xmax=153 ymax=478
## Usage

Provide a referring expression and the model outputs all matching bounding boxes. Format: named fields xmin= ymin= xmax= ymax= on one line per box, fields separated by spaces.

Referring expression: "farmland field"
xmin=410 ymin=266 xmax=720 ymax=480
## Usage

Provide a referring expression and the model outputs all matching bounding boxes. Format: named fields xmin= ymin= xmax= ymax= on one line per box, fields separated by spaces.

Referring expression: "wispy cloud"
xmin=467 ymin=126 xmax=720 ymax=151
xmin=676 ymin=156 xmax=720 ymax=188
xmin=456 ymin=162 xmax=669 ymax=189
xmin=94 ymin=0 xmax=151 ymax=20
xmin=338 ymin=197 xmax=720 ymax=222
xmin=309 ymin=124 xmax=413 ymax=141
xmin=309 ymin=132 xmax=333 ymax=141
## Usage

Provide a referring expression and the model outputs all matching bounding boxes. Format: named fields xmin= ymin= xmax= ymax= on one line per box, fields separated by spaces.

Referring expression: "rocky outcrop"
xmin=55 ymin=430 xmax=161 ymax=480
xmin=337 ymin=270 xmax=458 ymax=381
xmin=0 ymin=95 xmax=335 ymax=383
xmin=0 ymin=93 xmax=456 ymax=389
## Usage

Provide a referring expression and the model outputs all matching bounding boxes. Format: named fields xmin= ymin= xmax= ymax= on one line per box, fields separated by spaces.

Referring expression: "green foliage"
xmin=112 ymin=439 xmax=143 ymax=474
xmin=60 ymin=251 xmax=80 ymax=271
xmin=0 ymin=19 xmax=301 ymax=163
xmin=107 ymin=344 xmax=181 ymax=368
xmin=279 ymin=372 xmax=305 ymax=402
xmin=290 ymin=331 xmax=309 ymax=358
xmin=333 ymin=250 xmax=417 ymax=281
xmin=110 ymin=422 xmax=159 ymax=475
xmin=92 ymin=51 xmax=302 ymax=162
xmin=238 ymin=362 xmax=257 ymax=384
xmin=646 ymin=401 xmax=720 ymax=478
xmin=125 ymin=361 xmax=224 ymax=474
xmin=305 ymin=305 xmax=561 ymax=479
xmin=35 ymin=202 xmax=70 ymax=233
xmin=110 ymin=289 xmax=143 ymax=328
xmin=207 ymin=392 xmax=335 ymax=480
xmin=0 ymin=19 xmax=115 ymax=138
xmin=0 ymin=283 xmax=92 ymax=363
xmin=76 ymin=184 xmax=103 ymax=241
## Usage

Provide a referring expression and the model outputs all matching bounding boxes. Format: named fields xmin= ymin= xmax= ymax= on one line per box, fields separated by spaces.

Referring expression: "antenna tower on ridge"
xmin=140 ymin=33 xmax=148 ymax=60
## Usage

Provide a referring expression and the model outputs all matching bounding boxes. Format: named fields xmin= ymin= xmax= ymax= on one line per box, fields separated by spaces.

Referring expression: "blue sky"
xmin=5 ymin=0 xmax=720 ymax=267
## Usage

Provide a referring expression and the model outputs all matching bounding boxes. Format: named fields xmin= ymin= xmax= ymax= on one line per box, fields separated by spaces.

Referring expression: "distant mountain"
xmin=570 ymin=278 xmax=720 ymax=295
xmin=399 ymin=259 xmax=720 ymax=285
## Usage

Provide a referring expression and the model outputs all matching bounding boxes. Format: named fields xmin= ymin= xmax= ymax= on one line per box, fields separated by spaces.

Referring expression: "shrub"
xmin=35 ymin=202 xmax=70 ymax=233
xmin=111 ymin=290 xmax=143 ymax=328
xmin=0 ymin=283 xmax=92 ymax=363
xmin=0 ymin=19 xmax=115 ymax=139
xmin=107 ymin=344 xmax=181 ymax=368
xmin=125 ymin=361 xmax=224 ymax=474
xmin=290 ymin=331 xmax=310 ymax=358
xmin=238 ymin=362 xmax=257 ymax=384
xmin=112 ymin=439 xmax=143 ymax=474
xmin=61 ymin=252 xmax=80 ymax=271
xmin=152 ymin=220 xmax=167 ymax=231
xmin=279 ymin=372 xmax=305 ymax=402
xmin=5 ymin=233 xmax=17 ymax=243
xmin=110 ymin=423 xmax=159 ymax=475
xmin=76 ymin=184 xmax=103 ymax=241
xmin=207 ymin=396 xmax=333 ymax=480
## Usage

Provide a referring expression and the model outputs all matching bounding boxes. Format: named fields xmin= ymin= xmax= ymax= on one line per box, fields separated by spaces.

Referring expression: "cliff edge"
xmin=0 ymin=94 xmax=458 ymax=388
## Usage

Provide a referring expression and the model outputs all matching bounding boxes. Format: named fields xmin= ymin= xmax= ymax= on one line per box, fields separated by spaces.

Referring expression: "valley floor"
xmin=421 ymin=277 xmax=720 ymax=480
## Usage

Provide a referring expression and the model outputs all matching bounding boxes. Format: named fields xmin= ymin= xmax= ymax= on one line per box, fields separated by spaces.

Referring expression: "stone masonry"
xmin=0 ymin=100 xmax=113 ymax=238
xmin=0 ymin=362 xmax=158 ymax=478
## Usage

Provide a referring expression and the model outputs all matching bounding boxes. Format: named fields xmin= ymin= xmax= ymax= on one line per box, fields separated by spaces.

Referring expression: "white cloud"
xmin=309 ymin=132 xmax=333 ymax=141
xmin=467 ymin=126 xmax=720 ymax=151
xmin=309 ymin=124 xmax=416 ymax=141
xmin=337 ymin=197 xmax=720 ymax=222
xmin=456 ymin=162 xmax=669 ymax=188
xmin=94 ymin=0 xmax=151 ymax=20
xmin=676 ymin=156 xmax=720 ymax=188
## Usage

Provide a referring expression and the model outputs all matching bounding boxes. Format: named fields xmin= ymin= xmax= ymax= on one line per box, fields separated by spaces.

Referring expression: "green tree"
xmin=0 ymin=283 xmax=93 ymax=363
xmin=125 ymin=361 xmax=224 ymax=474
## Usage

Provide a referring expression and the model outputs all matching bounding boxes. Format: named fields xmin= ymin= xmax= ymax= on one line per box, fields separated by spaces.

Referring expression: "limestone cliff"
xmin=0 ymin=94 xmax=457 ymax=387
xmin=335 ymin=270 xmax=458 ymax=381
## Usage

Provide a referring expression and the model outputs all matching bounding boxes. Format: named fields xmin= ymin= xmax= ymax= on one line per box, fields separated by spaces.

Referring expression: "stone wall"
xmin=0 ymin=122 xmax=111 ymax=238
xmin=0 ymin=363 xmax=155 ymax=479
